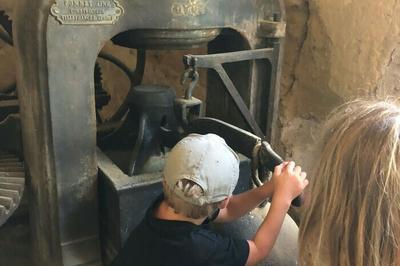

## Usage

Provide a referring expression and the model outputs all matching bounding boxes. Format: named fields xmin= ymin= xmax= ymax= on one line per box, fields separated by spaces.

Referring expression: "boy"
xmin=112 ymin=133 xmax=308 ymax=266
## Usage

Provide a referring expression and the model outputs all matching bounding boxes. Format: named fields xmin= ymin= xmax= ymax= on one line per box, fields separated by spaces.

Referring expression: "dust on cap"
xmin=163 ymin=134 xmax=240 ymax=206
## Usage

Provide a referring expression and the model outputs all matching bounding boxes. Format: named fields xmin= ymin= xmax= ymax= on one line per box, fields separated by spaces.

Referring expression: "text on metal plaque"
xmin=50 ymin=0 xmax=124 ymax=25
xmin=171 ymin=0 xmax=207 ymax=17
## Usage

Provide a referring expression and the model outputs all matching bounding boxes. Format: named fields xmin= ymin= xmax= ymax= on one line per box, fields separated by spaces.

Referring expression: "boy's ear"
xmin=218 ymin=196 xmax=230 ymax=209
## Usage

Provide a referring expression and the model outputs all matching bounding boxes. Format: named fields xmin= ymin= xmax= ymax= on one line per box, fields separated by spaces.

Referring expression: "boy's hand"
xmin=246 ymin=161 xmax=308 ymax=266
xmin=271 ymin=161 xmax=308 ymax=205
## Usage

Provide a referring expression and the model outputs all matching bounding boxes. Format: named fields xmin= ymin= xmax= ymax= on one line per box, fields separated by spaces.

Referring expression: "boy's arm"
xmin=246 ymin=162 xmax=308 ymax=266
xmin=245 ymin=196 xmax=290 ymax=265
xmin=214 ymin=181 xmax=274 ymax=223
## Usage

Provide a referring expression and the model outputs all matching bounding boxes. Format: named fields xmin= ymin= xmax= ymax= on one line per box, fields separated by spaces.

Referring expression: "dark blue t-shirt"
xmin=111 ymin=194 xmax=249 ymax=266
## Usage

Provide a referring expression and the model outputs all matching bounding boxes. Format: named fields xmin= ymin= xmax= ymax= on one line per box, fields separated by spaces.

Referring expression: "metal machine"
xmin=0 ymin=0 xmax=300 ymax=265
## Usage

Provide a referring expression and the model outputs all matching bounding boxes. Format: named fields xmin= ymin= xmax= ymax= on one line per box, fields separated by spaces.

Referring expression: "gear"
xmin=0 ymin=151 xmax=25 ymax=227
xmin=94 ymin=62 xmax=111 ymax=110
xmin=0 ymin=9 xmax=12 ymax=38
xmin=94 ymin=62 xmax=111 ymax=123
xmin=0 ymin=8 xmax=112 ymax=122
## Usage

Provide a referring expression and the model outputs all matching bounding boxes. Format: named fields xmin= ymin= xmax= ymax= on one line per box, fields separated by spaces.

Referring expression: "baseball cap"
xmin=163 ymin=134 xmax=240 ymax=206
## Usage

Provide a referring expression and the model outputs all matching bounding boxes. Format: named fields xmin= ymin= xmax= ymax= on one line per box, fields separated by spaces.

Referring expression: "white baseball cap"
xmin=163 ymin=134 xmax=240 ymax=206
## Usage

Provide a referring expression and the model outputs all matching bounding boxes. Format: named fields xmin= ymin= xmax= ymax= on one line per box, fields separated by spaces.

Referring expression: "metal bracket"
xmin=175 ymin=97 xmax=203 ymax=125
xmin=181 ymin=64 xmax=200 ymax=100
xmin=183 ymin=48 xmax=276 ymax=138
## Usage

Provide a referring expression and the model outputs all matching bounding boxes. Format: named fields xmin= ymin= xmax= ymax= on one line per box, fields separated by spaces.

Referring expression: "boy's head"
xmin=163 ymin=134 xmax=240 ymax=219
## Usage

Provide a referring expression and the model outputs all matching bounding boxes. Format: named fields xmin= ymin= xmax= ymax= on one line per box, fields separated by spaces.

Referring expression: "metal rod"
xmin=214 ymin=64 xmax=265 ymax=138
xmin=184 ymin=48 xmax=274 ymax=67
xmin=182 ymin=48 xmax=278 ymax=138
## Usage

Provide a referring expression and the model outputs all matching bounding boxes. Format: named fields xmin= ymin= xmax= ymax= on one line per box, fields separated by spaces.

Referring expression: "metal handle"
xmin=260 ymin=143 xmax=303 ymax=207
xmin=188 ymin=117 xmax=303 ymax=207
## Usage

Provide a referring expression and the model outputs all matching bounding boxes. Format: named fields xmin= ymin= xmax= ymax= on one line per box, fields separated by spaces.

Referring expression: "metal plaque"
xmin=171 ymin=0 xmax=207 ymax=17
xmin=50 ymin=0 xmax=124 ymax=25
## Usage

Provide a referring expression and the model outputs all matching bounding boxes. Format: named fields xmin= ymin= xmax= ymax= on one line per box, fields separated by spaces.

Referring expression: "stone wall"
xmin=1 ymin=0 xmax=400 ymax=172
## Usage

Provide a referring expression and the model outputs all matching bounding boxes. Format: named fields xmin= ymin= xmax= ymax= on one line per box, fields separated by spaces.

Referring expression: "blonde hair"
xmin=163 ymin=178 xmax=222 ymax=219
xmin=299 ymin=99 xmax=400 ymax=266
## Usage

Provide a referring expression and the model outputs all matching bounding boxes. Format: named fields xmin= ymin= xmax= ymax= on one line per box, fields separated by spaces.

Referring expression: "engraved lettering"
xmin=97 ymin=2 xmax=111 ymax=7
xmin=171 ymin=0 xmax=207 ymax=17
xmin=171 ymin=5 xmax=185 ymax=16
xmin=69 ymin=8 xmax=105 ymax=14
xmin=51 ymin=0 xmax=123 ymax=25
xmin=65 ymin=1 xmax=94 ymax=8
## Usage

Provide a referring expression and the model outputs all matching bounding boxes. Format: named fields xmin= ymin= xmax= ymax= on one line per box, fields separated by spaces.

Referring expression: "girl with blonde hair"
xmin=299 ymin=99 xmax=400 ymax=266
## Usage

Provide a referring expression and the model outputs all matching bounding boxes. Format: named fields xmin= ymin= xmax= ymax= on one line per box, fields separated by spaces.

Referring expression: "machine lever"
xmin=188 ymin=117 xmax=303 ymax=207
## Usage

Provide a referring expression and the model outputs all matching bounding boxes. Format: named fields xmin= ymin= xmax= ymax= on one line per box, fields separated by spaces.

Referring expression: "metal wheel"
xmin=0 ymin=151 xmax=25 ymax=227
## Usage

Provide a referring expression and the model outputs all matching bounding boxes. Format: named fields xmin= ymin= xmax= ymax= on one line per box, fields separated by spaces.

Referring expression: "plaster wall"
xmin=280 ymin=0 xmax=400 ymax=171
